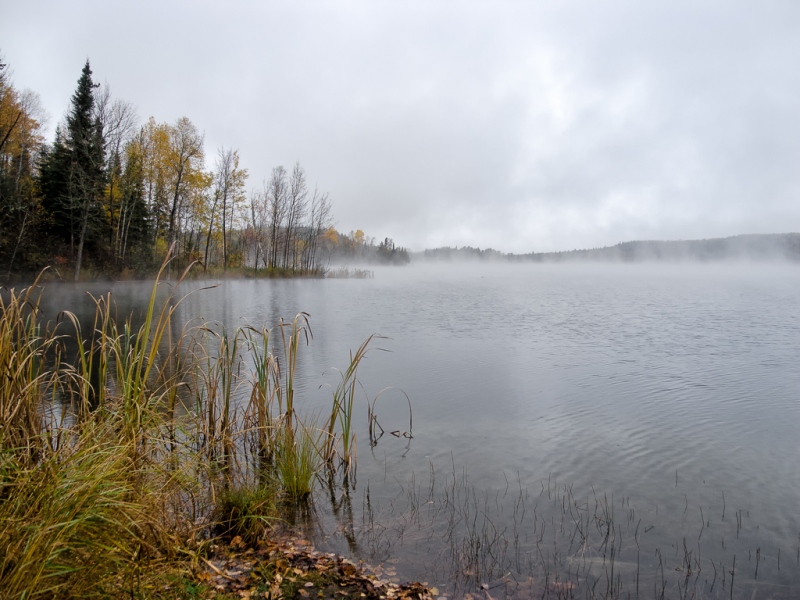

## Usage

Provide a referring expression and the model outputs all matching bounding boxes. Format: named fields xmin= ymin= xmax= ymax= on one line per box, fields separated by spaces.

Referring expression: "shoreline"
xmin=186 ymin=531 xmax=432 ymax=600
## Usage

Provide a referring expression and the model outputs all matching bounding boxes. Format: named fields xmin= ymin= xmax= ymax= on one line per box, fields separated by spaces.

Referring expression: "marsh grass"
xmin=0 ymin=270 xmax=62 ymax=463
xmin=0 ymin=251 xmax=402 ymax=597
xmin=0 ymin=417 xmax=157 ymax=599
xmin=323 ymin=335 xmax=380 ymax=471
xmin=274 ymin=419 xmax=325 ymax=499
xmin=242 ymin=325 xmax=280 ymax=465
xmin=213 ymin=482 xmax=277 ymax=544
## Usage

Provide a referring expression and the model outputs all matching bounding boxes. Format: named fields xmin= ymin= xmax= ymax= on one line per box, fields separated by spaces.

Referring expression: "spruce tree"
xmin=69 ymin=61 xmax=105 ymax=280
xmin=40 ymin=60 xmax=106 ymax=279
xmin=39 ymin=127 xmax=74 ymax=247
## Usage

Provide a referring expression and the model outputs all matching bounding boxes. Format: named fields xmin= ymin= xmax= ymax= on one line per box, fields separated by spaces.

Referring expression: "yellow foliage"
xmin=324 ymin=227 xmax=339 ymax=245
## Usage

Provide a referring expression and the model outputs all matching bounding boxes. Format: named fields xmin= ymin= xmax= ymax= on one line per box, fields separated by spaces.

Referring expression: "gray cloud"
xmin=2 ymin=0 xmax=799 ymax=252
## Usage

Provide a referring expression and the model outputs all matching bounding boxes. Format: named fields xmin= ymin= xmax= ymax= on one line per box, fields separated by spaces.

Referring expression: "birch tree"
xmin=212 ymin=147 xmax=248 ymax=270
xmin=266 ymin=166 xmax=287 ymax=270
xmin=94 ymin=84 xmax=137 ymax=254
xmin=165 ymin=117 xmax=204 ymax=257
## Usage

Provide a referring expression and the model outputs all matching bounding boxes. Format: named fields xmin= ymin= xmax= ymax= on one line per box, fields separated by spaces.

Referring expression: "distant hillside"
xmin=419 ymin=233 xmax=800 ymax=263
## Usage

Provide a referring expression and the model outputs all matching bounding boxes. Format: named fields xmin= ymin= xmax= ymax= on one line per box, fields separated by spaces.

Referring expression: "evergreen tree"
xmin=39 ymin=127 xmax=73 ymax=245
xmin=40 ymin=60 xmax=106 ymax=279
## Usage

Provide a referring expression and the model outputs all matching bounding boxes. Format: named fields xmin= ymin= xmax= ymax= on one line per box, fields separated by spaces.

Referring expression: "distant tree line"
xmin=422 ymin=246 xmax=505 ymax=261
xmin=2 ymin=56 xmax=410 ymax=280
xmin=514 ymin=234 xmax=800 ymax=262
xmin=419 ymin=234 xmax=800 ymax=263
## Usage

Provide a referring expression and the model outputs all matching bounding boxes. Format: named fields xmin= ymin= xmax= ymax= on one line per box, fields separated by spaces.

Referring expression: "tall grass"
xmin=276 ymin=313 xmax=311 ymax=432
xmin=0 ymin=254 xmax=399 ymax=596
xmin=0 ymin=271 xmax=62 ymax=463
xmin=0 ymin=420 xmax=148 ymax=599
xmin=243 ymin=325 xmax=279 ymax=465
xmin=274 ymin=420 xmax=324 ymax=499
xmin=323 ymin=335 xmax=375 ymax=471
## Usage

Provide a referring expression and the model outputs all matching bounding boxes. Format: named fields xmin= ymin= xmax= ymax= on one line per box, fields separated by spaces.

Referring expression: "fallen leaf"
xmin=231 ymin=535 xmax=245 ymax=549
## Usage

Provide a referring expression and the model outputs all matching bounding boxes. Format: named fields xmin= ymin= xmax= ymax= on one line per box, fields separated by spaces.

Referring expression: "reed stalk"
xmin=277 ymin=313 xmax=311 ymax=433
xmin=324 ymin=335 xmax=375 ymax=470
xmin=243 ymin=325 xmax=280 ymax=464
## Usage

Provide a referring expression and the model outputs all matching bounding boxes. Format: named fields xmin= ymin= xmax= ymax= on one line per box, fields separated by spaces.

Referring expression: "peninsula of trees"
xmin=0 ymin=57 xmax=408 ymax=281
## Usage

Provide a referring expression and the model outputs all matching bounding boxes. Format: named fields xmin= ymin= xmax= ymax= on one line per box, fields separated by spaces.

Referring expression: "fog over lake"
xmin=39 ymin=262 xmax=800 ymax=597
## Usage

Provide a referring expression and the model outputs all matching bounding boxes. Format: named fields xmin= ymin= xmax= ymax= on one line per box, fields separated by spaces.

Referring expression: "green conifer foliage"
xmin=40 ymin=60 xmax=106 ymax=279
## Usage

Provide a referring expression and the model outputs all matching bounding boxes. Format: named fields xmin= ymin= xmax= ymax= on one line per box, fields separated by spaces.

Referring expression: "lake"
xmin=37 ymin=262 xmax=800 ymax=598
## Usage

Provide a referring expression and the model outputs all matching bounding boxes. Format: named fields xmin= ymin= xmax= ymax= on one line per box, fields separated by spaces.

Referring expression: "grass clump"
xmin=213 ymin=483 xmax=277 ymax=544
xmin=0 ymin=421 xmax=148 ymax=599
xmin=274 ymin=421 xmax=325 ymax=500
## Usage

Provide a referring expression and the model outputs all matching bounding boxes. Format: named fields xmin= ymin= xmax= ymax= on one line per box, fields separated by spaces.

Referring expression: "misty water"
xmin=38 ymin=263 xmax=800 ymax=598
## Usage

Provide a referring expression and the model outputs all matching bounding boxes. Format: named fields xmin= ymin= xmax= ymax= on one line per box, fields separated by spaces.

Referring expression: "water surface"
xmin=39 ymin=263 xmax=800 ymax=597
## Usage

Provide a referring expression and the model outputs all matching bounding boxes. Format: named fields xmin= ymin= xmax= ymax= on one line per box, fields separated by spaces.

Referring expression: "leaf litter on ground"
xmin=194 ymin=533 xmax=432 ymax=599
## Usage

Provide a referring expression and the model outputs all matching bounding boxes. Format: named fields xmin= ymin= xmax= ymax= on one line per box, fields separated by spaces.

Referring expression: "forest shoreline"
xmin=1 ymin=56 xmax=410 ymax=283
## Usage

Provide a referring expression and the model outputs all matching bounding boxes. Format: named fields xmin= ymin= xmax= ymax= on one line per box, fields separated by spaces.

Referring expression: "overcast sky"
xmin=2 ymin=1 xmax=799 ymax=253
